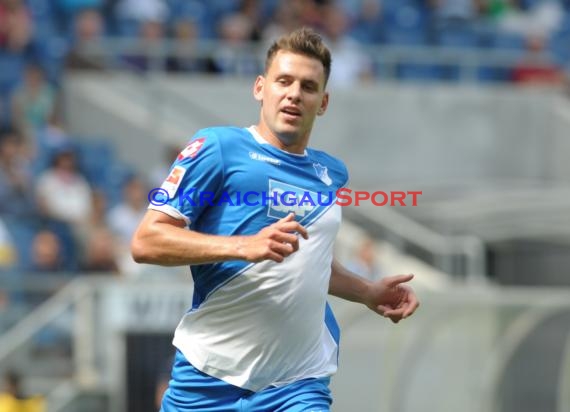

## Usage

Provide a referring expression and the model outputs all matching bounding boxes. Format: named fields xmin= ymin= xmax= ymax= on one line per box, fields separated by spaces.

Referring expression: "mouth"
xmin=280 ymin=107 xmax=302 ymax=119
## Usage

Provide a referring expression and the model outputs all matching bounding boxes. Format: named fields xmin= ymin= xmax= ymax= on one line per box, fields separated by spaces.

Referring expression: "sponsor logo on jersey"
xmin=178 ymin=138 xmax=205 ymax=160
xmin=249 ymin=151 xmax=281 ymax=165
xmin=161 ymin=166 xmax=186 ymax=198
xmin=266 ymin=180 xmax=329 ymax=220
xmin=313 ymin=163 xmax=332 ymax=186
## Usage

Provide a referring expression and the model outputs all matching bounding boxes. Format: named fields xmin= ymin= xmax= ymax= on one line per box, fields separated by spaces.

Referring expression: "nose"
xmin=286 ymin=82 xmax=302 ymax=103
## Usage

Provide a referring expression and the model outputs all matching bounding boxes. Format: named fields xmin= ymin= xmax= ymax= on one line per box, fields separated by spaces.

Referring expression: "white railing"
xmin=61 ymin=37 xmax=569 ymax=81
xmin=2 ymin=277 xmax=570 ymax=412
xmin=344 ymin=204 xmax=487 ymax=280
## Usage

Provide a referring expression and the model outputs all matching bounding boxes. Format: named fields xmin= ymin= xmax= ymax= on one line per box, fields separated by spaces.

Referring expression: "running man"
xmin=132 ymin=27 xmax=419 ymax=412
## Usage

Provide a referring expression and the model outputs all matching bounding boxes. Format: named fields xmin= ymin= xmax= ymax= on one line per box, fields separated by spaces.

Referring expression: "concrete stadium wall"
xmin=65 ymin=74 xmax=570 ymax=190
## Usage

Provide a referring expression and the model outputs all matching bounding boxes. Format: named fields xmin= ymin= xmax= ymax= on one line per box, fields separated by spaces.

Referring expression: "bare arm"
xmin=329 ymin=258 xmax=419 ymax=323
xmin=131 ymin=210 xmax=308 ymax=266
xmin=329 ymin=258 xmax=372 ymax=304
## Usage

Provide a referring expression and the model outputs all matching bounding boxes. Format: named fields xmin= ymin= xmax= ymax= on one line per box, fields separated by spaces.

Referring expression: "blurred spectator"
xmin=211 ymin=12 xmax=259 ymax=75
xmin=65 ymin=8 xmax=106 ymax=71
xmin=11 ymin=63 xmax=60 ymax=139
xmin=484 ymin=0 xmax=520 ymax=20
xmin=108 ymin=174 xmax=147 ymax=245
xmin=52 ymin=0 xmax=102 ymax=35
xmin=0 ymin=129 xmax=36 ymax=218
xmin=321 ymin=3 xmax=373 ymax=88
xmin=498 ymin=0 xmax=564 ymax=39
xmin=238 ymin=0 xmax=263 ymax=40
xmin=108 ymin=175 xmax=147 ymax=276
xmin=0 ymin=217 xmax=16 ymax=269
xmin=262 ymin=1 xmax=300 ymax=41
xmin=35 ymin=146 xmax=93 ymax=227
xmin=0 ymin=370 xmax=45 ymax=412
xmin=79 ymin=227 xmax=119 ymax=273
xmin=115 ymin=0 xmax=168 ymax=36
xmin=348 ymin=0 xmax=385 ymax=44
xmin=35 ymin=118 xmax=71 ymax=155
xmin=512 ymin=33 xmax=567 ymax=85
xmin=347 ymin=236 xmax=384 ymax=280
xmin=76 ymin=188 xmax=107 ymax=246
xmin=121 ymin=18 xmax=166 ymax=72
xmin=0 ymin=0 xmax=34 ymax=52
xmin=165 ymin=18 xmax=216 ymax=73
xmin=29 ymin=229 xmax=63 ymax=273
xmin=429 ymin=0 xmax=482 ymax=24
xmin=87 ymin=189 xmax=107 ymax=227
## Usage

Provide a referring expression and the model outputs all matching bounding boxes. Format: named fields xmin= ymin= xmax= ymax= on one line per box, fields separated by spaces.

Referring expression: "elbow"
xmin=131 ymin=232 xmax=154 ymax=264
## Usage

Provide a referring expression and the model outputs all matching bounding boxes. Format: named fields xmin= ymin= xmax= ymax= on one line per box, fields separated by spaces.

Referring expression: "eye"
xmin=303 ymin=83 xmax=318 ymax=92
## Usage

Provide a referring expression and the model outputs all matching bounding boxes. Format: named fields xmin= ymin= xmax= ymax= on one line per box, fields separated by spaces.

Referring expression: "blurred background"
xmin=1 ymin=0 xmax=570 ymax=411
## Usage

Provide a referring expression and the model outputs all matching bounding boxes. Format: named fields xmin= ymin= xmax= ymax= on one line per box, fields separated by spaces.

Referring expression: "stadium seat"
xmin=383 ymin=0 xmax=429 ymax=46
xmin=3 ymin=219 xmax=38 ymax=272
xmin=490 ymin=32 xmax=526 ymax=50
xmin=75 ymin=139 xmax=115 ymax=188
xmin=436 ymin=26 xmax=480 ymax=48
xmin=397 ymin=63 xmax=443 ymax=82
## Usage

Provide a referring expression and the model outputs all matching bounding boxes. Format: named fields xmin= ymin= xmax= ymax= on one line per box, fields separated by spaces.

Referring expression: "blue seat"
xmin=477 ymin=67 xmax=513 ymax=83
xmin=44 ymin=220 xmax=78 ymax=272
xmin=75 ymin=139 xmax=115 ymax=188
xmin=0 ymin=52 xmax=24 ymax=95
xmin=3 ymin=219 xmax=38 ymax=272
xmin=490 ymin=32 xmax=526 ymax=50
xmin=436 ymin=26 xmax=480 ymax=48
xmin=383 ymin=0 xmax=429 ymax=46
xmin=548 ymin=32 xmax=570 ymax=65
xmin=384 ymin=28 xmax=427 ymax=46
xmin=102 ymin=163 xmax=135 ymax=207
xmin=397 ymin=63 xmax=443 ymax=82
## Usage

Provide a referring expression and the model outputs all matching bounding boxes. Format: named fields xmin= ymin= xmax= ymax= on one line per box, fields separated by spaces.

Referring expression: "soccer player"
xmin=131 ymin=27 xmax=419 ymax=412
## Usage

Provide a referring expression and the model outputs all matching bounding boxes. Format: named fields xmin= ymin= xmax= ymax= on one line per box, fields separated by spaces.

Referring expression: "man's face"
xmin=254 ymin=50 xmax=329 ymax=148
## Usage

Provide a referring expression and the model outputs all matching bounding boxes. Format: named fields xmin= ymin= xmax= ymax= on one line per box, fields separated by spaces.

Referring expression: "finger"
xmin=277 ymin=213 xmax=296 ymax=223
xmin=276 ymin=221 xmax=309 ymax=240
xmin=403 ymin=295 xmax=420 ymax=318
xmin=375 ymin=304 xmax=393 ymax=316
xmin=376 ymin=305 xmax=404 ymax=323
xmin=269 ymin=241 xmax=295 ymax=258
xmin=266 ymin=251 xmax=285 ymax=263
xmin=384 ymin=273 xmax=414 ymax=288
xmin=269 ymin=231 xmax=299 ymax=246
xmin=382 ymin=307 xmax=406 ymax=318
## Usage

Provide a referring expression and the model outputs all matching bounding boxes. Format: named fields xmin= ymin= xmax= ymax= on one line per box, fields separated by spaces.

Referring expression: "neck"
xmin=254 ymin=123 xmax=308 ymax=155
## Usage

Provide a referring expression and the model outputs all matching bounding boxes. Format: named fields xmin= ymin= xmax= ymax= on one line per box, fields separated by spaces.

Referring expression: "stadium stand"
xmin=1 ymin=1 xmax=570 ymax=411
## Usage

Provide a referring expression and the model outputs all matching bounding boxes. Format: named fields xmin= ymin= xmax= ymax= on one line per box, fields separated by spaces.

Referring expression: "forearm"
xmin=131 ymin=215 xmax=245 ymax=266
xmin=328 ymin=258 xmax=372 ymax=304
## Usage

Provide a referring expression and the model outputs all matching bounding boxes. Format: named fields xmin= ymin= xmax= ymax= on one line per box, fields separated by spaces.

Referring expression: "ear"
xmin=317 ymin=92 xmax=329 ymax=116
xmin=253 ymin=75 xmax=265 ymax=102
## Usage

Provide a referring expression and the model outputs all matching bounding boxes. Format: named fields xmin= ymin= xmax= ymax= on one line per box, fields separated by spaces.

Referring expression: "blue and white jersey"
xmin=150 ymin=126 xmax=349 ymax=392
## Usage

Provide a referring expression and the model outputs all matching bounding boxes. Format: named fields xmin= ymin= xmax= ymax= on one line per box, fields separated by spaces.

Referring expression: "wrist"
xmin=228 ymin=235 xmax=249 ymax=261
xmin=359 ymin=278 xmax=375 ymax=306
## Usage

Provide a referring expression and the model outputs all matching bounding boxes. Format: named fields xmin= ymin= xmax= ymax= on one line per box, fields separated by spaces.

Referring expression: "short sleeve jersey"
xmin=150 ymin=126 xmax=349 ymax=391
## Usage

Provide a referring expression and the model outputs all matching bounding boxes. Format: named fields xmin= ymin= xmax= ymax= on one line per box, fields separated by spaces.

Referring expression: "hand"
xmin=237 ymin=213 xmax=309 ymax=263
xmin=364 ymin=274 xmax=419 ymax=324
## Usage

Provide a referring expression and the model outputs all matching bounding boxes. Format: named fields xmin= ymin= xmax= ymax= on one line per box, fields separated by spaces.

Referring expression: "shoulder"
xmin=192 ymin=126 xmax=248 ymax=143
xmin=185 ymin=126 xmax=249 ymax=154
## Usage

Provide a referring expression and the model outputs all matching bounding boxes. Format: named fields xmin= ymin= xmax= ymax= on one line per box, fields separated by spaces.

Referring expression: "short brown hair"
xmin=265 ymin=27 xmax=332 ymax=86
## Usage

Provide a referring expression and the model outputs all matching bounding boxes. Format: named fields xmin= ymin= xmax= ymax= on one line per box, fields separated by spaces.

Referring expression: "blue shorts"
xmin=160 ymin=350 xmax=332 ymax=412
